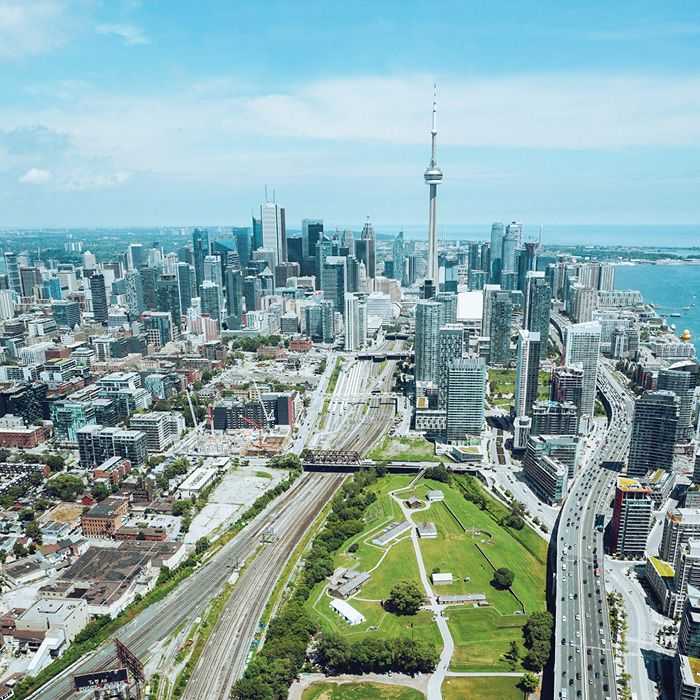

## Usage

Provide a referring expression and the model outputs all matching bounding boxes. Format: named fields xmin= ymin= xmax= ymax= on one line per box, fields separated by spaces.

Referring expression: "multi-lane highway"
xmin=554 ymin=359 xmax=634 ymax=700
xmin=27 ymin=472 xmax=343 ymax=700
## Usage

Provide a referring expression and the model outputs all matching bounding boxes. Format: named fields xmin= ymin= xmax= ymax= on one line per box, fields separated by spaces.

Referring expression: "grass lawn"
xmin=442 ymin=676 xmax=525 ymax=700
xmin=358 ymin=537 xmax=420 ymax=600
xmin=254 ymin=470 xmax=272 ymax=479
xmin=367 ymin=436 xmax=440 ymax=462
xmin=411 ymin=478 xmax=546 ymax=672
xmin=488 ymin=368 xmax=551 ymax=407
xmin=303 ymin=681 xmax=425 ymax=700
xmin=447 ymin=606 xmax=528 ymax=672
xmin=327 ymin=357 xmax=343 ymax=394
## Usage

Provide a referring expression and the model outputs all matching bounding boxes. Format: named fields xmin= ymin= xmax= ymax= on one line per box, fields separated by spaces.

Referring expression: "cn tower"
xmin=424 ymin=85 xmax=443 ymax=284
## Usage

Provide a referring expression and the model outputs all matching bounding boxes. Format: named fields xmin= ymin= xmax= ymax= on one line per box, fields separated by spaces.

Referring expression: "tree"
xmin=386 ymin=580 xmax=424 ymax=616
xmin=24 ymin=521 xmax=43 ymax=544
xmin=92 ymin=482 xmax=111 ymax=501
xmin=12 ymin=542 xmax=27 ymax=558
xmin=44 ymin=474 xmax=85 ymax=501
xmin=44 ymin=454 xmax=65 ymax=471
xmin=313 ymin=633 xmax=350 ymax=674
xmin=18 ymin=508 xmax=34 ymax=522
xmin=523 ymin=639 xmax=550 ymax=671
xmin=505 ymin=640 xmax=520 ymax=670
xmin=267 ymin=454 xmax=301 ymax=471
xmin=491 ymin=567 xmax=515 ymax=590
xmin=195 ymin=537 xmax=210 ymax=555
xmin=171 ymin=500 xmax=191 ymax=517
xmin=424 ymin=464 xmax=451 ymax=483
xmin=519 ymin=671 xmax=539 ymax=694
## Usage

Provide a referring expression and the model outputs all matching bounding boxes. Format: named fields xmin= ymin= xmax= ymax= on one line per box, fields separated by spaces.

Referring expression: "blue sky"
xmin=1 ymin=0 xmax=699 ymax=229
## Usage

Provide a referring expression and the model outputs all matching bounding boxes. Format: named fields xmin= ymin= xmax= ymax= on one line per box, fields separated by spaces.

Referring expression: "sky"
xmin=1 ymin=0 xmax=700 ymax=230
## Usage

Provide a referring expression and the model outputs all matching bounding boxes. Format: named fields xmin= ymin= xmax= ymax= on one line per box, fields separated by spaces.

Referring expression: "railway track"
xmin=29 ymin=473 xmax=340 ymax=700
xmin=183 ymin=473 xmax=344 ymax=699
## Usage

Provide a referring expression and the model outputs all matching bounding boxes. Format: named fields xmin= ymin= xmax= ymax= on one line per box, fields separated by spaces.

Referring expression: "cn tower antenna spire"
xmin=424 ymin=83 xmax=443 ymax=286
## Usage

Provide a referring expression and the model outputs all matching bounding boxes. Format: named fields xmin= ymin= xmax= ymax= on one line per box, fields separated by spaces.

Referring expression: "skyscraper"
xmin=424 ymin=87 xmax=443 ymax=284
xmin=446 ymin=357 xmax=486 ymax=442
xmin=302 ymin=219 xmax=324 ymax=260
xmin=192 ymin=228 xmax=210 ymax=290
xmin=392 ymin=231 xmax=405 ymax=281
xmin=124 ymin=269 xmax=144 ymax=318
xmin=489 ymin=223 xmax=504 ymax=283
xmin=3 ymin=252 xmax=21 ymax=295
xmin=610 ymin=476 xmax=652 ymax=556
xmin=627 ymin=390 xmax=679 ymax=478
xmin=658 ymin=366 xmax=695 ymax=442
xmin=489 ymin=291 xmax=513 ymax=366
xmin=233 ymin=227 xmax=252 ymax=268
xmin=175 ymin=262 xmax=195 ymax=316
xmin=437 ymin=324 xmax=464 ymax=409
xmin=525 ymin=272 xmax=551 ymax=361
xmin=564 ymin=321 xmax=601 ymax=416
xmin=356 ymin=219 xmax=376 ymax=279
xmin=514 ymin=330 xmax=541 ymax=417
xmin=322 ymin=256 xmax=347 ymax=312
xmin=551 ymin=363 xmax=585 ymax=416
xmin=415 ymin=300 xmax=441 ymax=383
xmin=225 ymin=265 xmax=243 ymax=330
xmin=128 ymin=243 xmax=145 ymax=270
xmin=200 ymin=281 xmax=222 ymax=324
xmin=90 ymin=274 xmax=108 ymax=322
xmin=261 ymin=200 xmax=287 ymax=265
xmin=344 ymin=293 xmax=367 ymax=351
xmin=501 ymin=229 xmax=517 ymax=274
xmin=155 ymin=274 xmax=182 ymax=328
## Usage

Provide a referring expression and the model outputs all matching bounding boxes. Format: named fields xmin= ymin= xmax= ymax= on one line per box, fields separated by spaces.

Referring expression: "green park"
xmin=304 ymin=470 xmax=548 ymax=679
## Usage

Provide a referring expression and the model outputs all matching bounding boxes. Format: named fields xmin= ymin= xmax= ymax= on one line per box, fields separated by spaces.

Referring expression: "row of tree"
xmin=313 ymin=633 xmax=439 ymax=676
xmin=522 ymin=610 xmax=553 ymax=671
xmin=233 ymin=468 xmax=386 ymax=700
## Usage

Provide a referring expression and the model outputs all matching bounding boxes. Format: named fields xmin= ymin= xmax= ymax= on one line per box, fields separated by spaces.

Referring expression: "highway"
xmin=554 ymin=342 xmax=635 ymax=698
xmin=27 ymin=472 xmax=343 ymax=700
xmin=182 ymin=472 xmax=345 ymax=699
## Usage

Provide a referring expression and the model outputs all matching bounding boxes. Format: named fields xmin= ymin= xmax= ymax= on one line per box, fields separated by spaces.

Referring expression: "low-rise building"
xmin=80 ymin=497 xmax=129 ymax=538
xmin=417 ymin=522 xmax=437 ymax=539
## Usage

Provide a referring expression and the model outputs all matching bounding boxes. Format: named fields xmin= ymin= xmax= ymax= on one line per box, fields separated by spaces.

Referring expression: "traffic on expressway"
xmin=554 ymin=362 xmax=635 ymax=700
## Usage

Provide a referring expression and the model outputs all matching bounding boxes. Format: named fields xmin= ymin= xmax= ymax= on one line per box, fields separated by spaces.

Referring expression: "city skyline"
xmin=1 ymin=1 xmax=700 ymax=227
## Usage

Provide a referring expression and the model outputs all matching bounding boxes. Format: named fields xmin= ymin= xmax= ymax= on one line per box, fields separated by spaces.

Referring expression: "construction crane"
xmin=242 ymin=415 xmax=264 ymax=449
xmin=251 ymin=379 xmax=274 ymax=428
xmin=185 ymin=385 xmax=199 ymax=429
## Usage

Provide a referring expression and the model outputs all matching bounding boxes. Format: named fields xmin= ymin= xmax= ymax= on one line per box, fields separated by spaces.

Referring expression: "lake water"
xmin=614 ymin=264 xmax=700 ymax=344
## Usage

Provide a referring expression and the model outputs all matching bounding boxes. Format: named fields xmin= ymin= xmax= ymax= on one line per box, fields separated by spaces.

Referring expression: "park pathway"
xmin=389 ymin=485 xmax=454 ymax=700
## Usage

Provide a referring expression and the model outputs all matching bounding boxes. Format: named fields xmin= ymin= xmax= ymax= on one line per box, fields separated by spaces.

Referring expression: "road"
xmin=27 ymin=472 xmax=342 ymax=700
xmin=554 ymin=342 xmax=634 ymax=698
xmin=182 ymin=472 xmax=345 ymax=699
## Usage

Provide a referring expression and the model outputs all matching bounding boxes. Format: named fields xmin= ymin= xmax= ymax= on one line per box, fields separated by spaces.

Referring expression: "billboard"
xmin=73 ymin=668 xmax=129 ymax=690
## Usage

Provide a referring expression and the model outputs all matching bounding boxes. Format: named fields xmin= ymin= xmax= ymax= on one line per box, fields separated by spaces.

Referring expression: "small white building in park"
xmin=431 ymin=572 xmax=453 ymax=584
xmin=427 ymin=490 xmax=444 ymax=502
xmin=330 ymin=599 xmax=366 ymax=626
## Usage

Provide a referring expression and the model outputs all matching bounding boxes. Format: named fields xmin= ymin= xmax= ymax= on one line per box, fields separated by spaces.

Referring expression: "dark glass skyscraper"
xmin=627 ymin=390 xmax=679 ymax=478
xmin=90 ymin=273 xmax=108 ymax=322
xmin=192 ymin=228 xmax=210 ymax=291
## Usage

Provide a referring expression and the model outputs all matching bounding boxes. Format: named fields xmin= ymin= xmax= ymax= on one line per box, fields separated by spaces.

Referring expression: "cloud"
xmin=0 ymin=125 xmax=72 ymax=156
xmin=61 ymin=170 xmax=131 ymax=190
xmin=4 ymin=71 xmax=700 ymax=190
xmin=96 ymin=23 xmax=148 ymax=45
xmin=241 ymin=73 xmax=700 ymax=150
xmin=18 ymin=167 xmax=51 ymax=184
xmin=0 ymin=0 xmax=74 ymax=60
